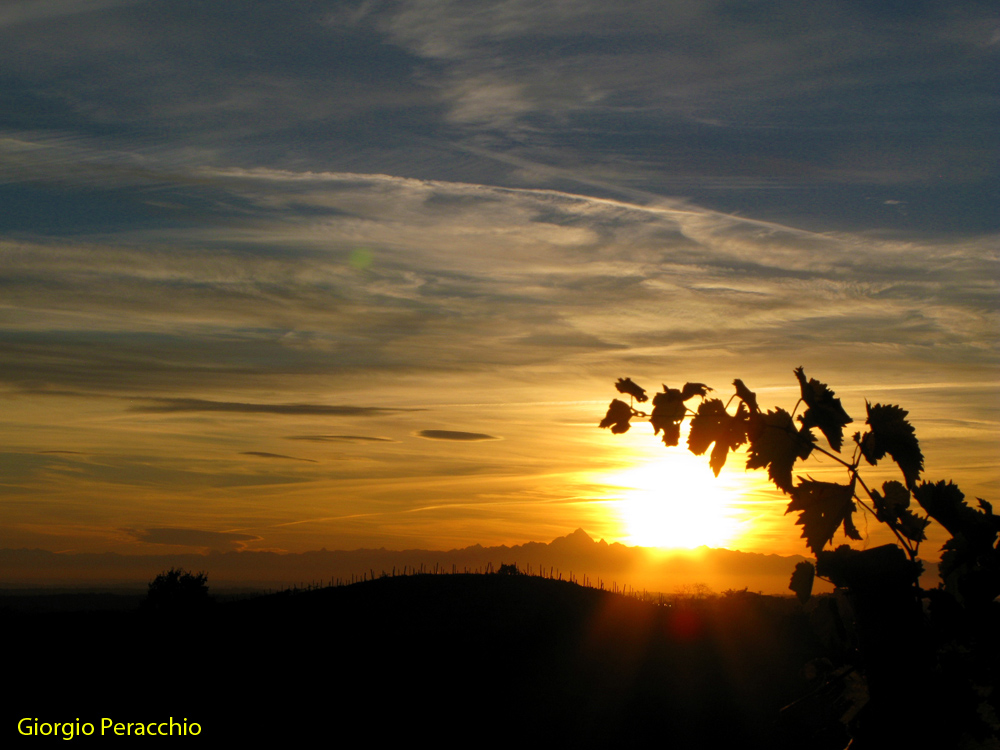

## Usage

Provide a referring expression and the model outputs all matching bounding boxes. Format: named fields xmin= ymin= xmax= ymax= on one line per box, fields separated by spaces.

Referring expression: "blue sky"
xmin=1 ymin=0 xmax=997 ymax=558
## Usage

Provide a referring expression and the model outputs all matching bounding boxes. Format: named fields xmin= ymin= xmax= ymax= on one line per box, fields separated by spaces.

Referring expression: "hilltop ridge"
xmin=10 ymin=572 xmax=821 ymax=746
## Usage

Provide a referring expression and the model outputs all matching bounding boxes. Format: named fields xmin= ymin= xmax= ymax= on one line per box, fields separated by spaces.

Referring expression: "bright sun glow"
xmin=606 ymin=449 xmax=747 ymax=549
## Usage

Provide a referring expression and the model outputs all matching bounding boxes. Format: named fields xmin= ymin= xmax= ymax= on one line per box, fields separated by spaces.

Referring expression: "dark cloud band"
xmin=132 ymin=398 xmax=417 ymax=416
xmin=417 ymin=430 xmax=499 ymax=442
xmin=128 ymin=527 xmax=260 ymax=550
xmin=241 ymin=451 xmax=317 ymax=463
xmin=285 ymin=435 xmax=396 ymax=443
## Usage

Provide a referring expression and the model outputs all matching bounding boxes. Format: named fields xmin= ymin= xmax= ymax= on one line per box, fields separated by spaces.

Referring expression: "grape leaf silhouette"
xmin=687 ymin=399 xmax=749 ymax=476
xmin=615 ymin=377 xmax=648 ymax=403
xmin=733 ymin=379 xmax=759 ymax=413
xmin=681 ymin=382 xmax=712 ymax=400
xmin=896 ymin=509 xmax=931 ymax=543
xmin=599 ymin=399 xmax=634 ymax=434
xmin=650 ymin=388 xmax=687 ymax=447
xmin=794 ymin=366 xmax=852 ymax=452
xmin=871 ymin=480 xmax=929 ymax=542
xmin=924 ymin=484 xmax=1000 ymax=607
xmin=913 ymin=480 xmax=967 ymax=537
xmin=914 ymin=480 xmax=998 ymax=552
xmin=597 ymin=367 xmax=1000 ymax=746
xmin=786 ymin=478 xmax=859 ymax=555
xmin=745 ymin=408 xmax=815 ymax=494
xmin=875 ymin=480 xmax=911 ymax=514
xmin=858 ymin=402 xmax=924 ymax=490
xmin=842 ymin=507 xmax=862 ymax=542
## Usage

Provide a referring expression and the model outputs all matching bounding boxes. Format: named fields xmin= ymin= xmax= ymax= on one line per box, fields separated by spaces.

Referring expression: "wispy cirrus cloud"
xmin=1 ymin=167 xmax=994 ymax=403
xmin=0 ymin=0 xmax=139 ymax=29
xmin=374 ymin=1 xmax=998 ymax=215
xmin=2 ymin=2 xmax=994 ymax=230
xmin=241 ymin=452 xmax=317 ymax=463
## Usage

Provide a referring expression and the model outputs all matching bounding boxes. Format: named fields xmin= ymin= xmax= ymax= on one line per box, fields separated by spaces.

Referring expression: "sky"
xmin=1 ymin=0 xmax=997 ymax=563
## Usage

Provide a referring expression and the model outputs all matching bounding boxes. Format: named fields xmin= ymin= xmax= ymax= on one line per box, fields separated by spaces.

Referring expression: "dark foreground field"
xmin=8 ymin=574 xmax=828 ymax=746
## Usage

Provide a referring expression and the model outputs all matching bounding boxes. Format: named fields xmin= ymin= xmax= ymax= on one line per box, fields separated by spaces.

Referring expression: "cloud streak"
xmin=417 ymin=430 xmax=500 ymax=442
xmin=285 ymin=435 xmax=395 ymax=443
xmin=127 ymin=527 xmax=260 ymax=551
xmin=241 ymin=452 xmax=318 ymax=463
xmin=132 ymin=398 xmax=412 ymax=417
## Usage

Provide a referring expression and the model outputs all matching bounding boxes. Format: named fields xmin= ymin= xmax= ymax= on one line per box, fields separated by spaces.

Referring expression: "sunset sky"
xmin=1 ymin=1 xmax=996 ymax=562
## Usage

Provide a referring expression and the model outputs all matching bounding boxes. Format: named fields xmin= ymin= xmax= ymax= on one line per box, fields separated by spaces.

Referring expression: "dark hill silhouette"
xmin=10 ymin=573 xmax=823 ymax=746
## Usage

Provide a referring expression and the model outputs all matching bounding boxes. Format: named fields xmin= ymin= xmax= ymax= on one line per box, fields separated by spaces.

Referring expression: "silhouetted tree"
xmin=142 ymin=567 xmax=211 ymax=613
xmin=600 ymin=368 xmax=999 ymax=748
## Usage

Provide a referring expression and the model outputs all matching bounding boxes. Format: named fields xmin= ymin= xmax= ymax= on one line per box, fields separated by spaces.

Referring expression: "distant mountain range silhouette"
xmin=0 ymin=529 xmax=939 ymax=593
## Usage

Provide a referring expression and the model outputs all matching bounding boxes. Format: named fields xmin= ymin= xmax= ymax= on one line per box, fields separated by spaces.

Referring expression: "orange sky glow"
xmin=0 ymin=3 xmax=996 ymax=581
xmin=4 ymin=370 xmax=989 ymax=562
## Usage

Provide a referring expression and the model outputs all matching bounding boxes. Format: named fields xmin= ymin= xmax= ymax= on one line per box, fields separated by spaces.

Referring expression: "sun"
xmin=606 ymin=449 xmax=746 ymax=550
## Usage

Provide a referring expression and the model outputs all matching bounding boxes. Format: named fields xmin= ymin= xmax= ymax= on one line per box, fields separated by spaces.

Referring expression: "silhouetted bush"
xmin=496 ymin=562 xmax=522 ymax=576
xmin=142 ymin=567 xmax=211 ymax=613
